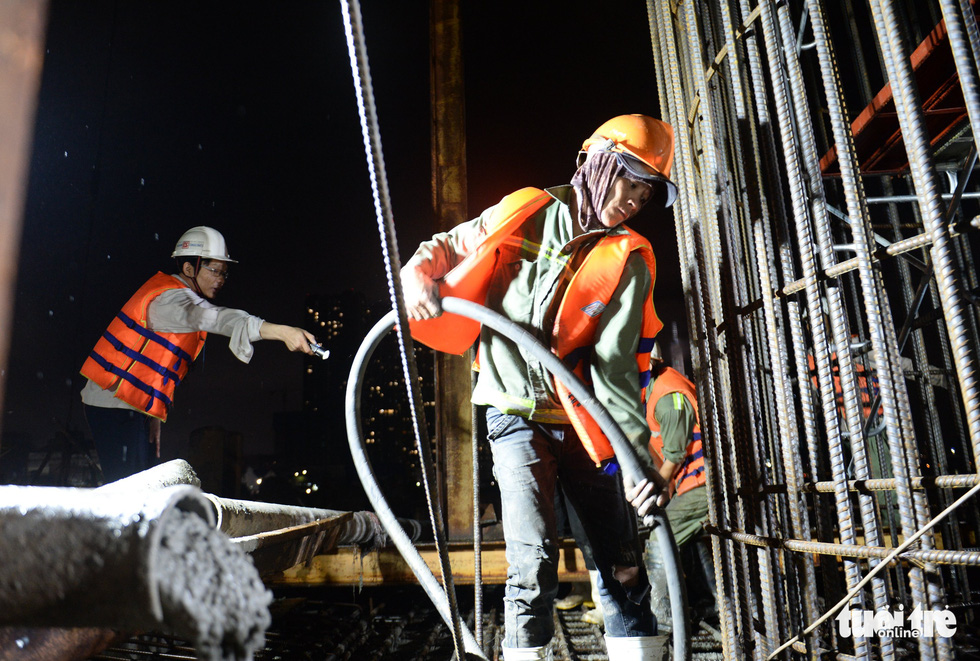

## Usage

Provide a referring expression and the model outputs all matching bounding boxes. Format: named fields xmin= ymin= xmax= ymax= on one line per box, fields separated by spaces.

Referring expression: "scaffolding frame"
xmin=648 ymin=0 xmax=980 ymax=658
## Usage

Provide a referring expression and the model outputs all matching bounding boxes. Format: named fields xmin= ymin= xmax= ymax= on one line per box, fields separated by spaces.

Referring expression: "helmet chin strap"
xmin=181 ymin=257 xmax=205 ymax=296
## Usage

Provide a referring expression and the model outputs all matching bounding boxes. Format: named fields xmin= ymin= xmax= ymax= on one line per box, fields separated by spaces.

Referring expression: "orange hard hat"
xmin=580 ymin=114 xmax=678 ymax=207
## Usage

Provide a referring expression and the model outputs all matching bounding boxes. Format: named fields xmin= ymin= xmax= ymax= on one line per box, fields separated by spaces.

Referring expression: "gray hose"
xmin=346 ymin=310 xmax=486 ymax=660
xmin=346 ymin=298 xmax=690 ymax=658
xmin=440 ymin=297 xmax=690 ymax=659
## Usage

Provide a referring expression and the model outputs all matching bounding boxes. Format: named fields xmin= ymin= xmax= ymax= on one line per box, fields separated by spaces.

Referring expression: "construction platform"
xmin=86 ymin=585 xmax=726 ymax=660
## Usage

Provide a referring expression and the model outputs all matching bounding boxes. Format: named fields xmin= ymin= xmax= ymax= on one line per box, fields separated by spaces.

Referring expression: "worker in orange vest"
xmin=642 ymin=343 xmax=716 ymax=633
xmin=80 ymin=226 xmax=316 ymax=483
xmin=404 ymin=114 xmax=677 ymax=660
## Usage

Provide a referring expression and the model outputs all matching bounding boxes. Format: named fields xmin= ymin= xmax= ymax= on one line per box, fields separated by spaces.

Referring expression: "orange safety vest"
xmin=647 ymin=367 xmax=705 ymax=496
xmin=806 ymin=352 xmax=883 ymax=419
xmin=80 ymin=272 xmax=207 ymax=421
xmin=410 ymin=187 xmax=663 ymax=466
xmin=408 ymin=187 xmax=552 ymax=355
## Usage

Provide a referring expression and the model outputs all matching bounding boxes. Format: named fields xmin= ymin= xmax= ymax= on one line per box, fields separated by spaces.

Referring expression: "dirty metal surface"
xmin=87 ymin=585 xmax=725 ymax=660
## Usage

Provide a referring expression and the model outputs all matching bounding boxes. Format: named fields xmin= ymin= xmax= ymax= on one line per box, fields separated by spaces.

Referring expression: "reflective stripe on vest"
xmin=646 ymin=367 xmax=706 ymax=496
xmin=80 ymin=272 xmax=207 ymax=421
xmin=553 ymin=231 xmax=662 ymax=465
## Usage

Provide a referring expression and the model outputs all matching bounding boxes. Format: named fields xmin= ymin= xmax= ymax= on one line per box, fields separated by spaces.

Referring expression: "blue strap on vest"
xmin=116 ymin=310 xmax=195 ymax=370
xmin=677 ymin=447 xmax=705 ymax=485
xmin=637 ymin=336 xmax=657 ymax=353
xmin=100 ymin=330 xmax=182 ymax=386
xmin=87 ymin=351 xmax=173 ymax=413
xmin=639 ymin=368 xmax=652 ymax=390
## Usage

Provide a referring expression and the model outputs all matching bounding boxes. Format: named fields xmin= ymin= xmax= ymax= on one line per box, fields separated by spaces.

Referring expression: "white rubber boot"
xmin=603 ymin=635 xmax=670 ymax=660
xmin=501 ymin=645 xmax=551 ymax=660
xmin=582 ymin=569 xmax=605 ymax=627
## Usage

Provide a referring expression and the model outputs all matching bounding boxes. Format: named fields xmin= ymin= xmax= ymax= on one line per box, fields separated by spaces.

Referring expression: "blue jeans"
xmin=486 ymin=407 xmax=654 ymax=648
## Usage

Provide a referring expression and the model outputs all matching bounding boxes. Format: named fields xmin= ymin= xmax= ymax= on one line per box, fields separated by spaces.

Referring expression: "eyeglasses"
xmin=201 ymin=265 xmax=230 ymax=280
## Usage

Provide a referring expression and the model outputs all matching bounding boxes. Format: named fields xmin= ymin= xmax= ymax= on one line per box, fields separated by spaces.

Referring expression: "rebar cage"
xmin=648 ymin=0 xmax=980 ymax=659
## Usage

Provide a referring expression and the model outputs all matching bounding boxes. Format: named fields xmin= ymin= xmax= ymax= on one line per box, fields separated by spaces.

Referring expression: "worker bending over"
xmin=404 ymin=114 xmax=678 ymax=660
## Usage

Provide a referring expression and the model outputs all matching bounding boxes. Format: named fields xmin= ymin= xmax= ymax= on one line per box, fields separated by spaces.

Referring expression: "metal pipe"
xmin=99 ymin=458 xmax=420 ymax=546
xmin=0 ymin=484 xmax=212 ymax=626
xmin=201 ymin=494 xmax=419 ymax=545
xmin=865 ymin=191 xmax=980 ymax=204
xmin=95 ymin=457 xmax=202 ymax=491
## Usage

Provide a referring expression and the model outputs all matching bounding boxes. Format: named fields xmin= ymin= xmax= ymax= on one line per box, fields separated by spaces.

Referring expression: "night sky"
xmin=3 ymin=1 xmax=682 ymax=464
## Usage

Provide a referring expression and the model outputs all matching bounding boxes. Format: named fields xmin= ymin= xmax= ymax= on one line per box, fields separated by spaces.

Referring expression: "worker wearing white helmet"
xmin=80 ymin=226 xmax=317 ymax=483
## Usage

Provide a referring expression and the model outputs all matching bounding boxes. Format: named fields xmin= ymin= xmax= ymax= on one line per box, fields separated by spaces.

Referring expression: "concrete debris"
xmin=155 ymin=507 xmax=272 ymax=661
xmin=0 ymin=483 xmax=271 ymax=661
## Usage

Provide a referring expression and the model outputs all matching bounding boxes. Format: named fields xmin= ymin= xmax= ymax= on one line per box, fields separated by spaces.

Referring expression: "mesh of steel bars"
xmin=646 ymin=0 xmax=980 ymax=659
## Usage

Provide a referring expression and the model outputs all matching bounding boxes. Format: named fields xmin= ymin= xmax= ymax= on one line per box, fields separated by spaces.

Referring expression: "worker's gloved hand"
xmin=623 ymin=473 xmax=665 ymax=520
xmin=401 ymin=263 xmax=442 ymax=320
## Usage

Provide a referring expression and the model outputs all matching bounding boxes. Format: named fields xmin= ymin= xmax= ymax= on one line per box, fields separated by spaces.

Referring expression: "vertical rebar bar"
xmin=755 ymin=3 xmax=872 ymax=657
xmin=870 ymin=0 xmax=980 ymax=478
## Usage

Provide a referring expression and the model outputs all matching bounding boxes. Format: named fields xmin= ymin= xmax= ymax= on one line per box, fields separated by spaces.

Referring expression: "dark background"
xmin=2 ymin=1 xmax=682 ymax=472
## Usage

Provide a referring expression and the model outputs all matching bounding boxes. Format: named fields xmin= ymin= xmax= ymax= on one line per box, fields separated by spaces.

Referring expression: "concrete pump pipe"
xmin=0 ymin=483 xmax=272 ymax=659
xmin=200 ymin=493 xmax=421 ymax=545
xmin=99 ymin=458 xmax=421 ymax=546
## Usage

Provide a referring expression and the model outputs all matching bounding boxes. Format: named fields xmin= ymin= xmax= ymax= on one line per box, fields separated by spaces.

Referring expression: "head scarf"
xmin=570 ymin=152 xmax=622 ymax=232
xmin=570 ymin=152 xmax=659 ymax=232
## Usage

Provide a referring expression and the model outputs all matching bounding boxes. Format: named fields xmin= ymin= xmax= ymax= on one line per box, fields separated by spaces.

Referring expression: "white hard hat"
xmin=171 ymin=226 xmax=237 ymax=263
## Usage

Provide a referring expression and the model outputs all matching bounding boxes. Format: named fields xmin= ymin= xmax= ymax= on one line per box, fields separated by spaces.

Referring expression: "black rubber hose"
xmin=345 ymin=310 xmax=486 ymax=660
xmin=441 ymin=297 xmax=690 ymax=659
xmin=346 ymin=299 xmax=690 ymax=659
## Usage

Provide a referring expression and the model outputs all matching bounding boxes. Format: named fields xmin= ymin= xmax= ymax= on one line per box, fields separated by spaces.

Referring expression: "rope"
xmin=339 ymin=2 xmax=466 ymax=658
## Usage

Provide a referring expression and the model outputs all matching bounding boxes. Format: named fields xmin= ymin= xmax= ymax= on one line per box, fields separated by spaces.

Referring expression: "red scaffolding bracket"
xmin=820 ymin=5 xmax=980 ymax=176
